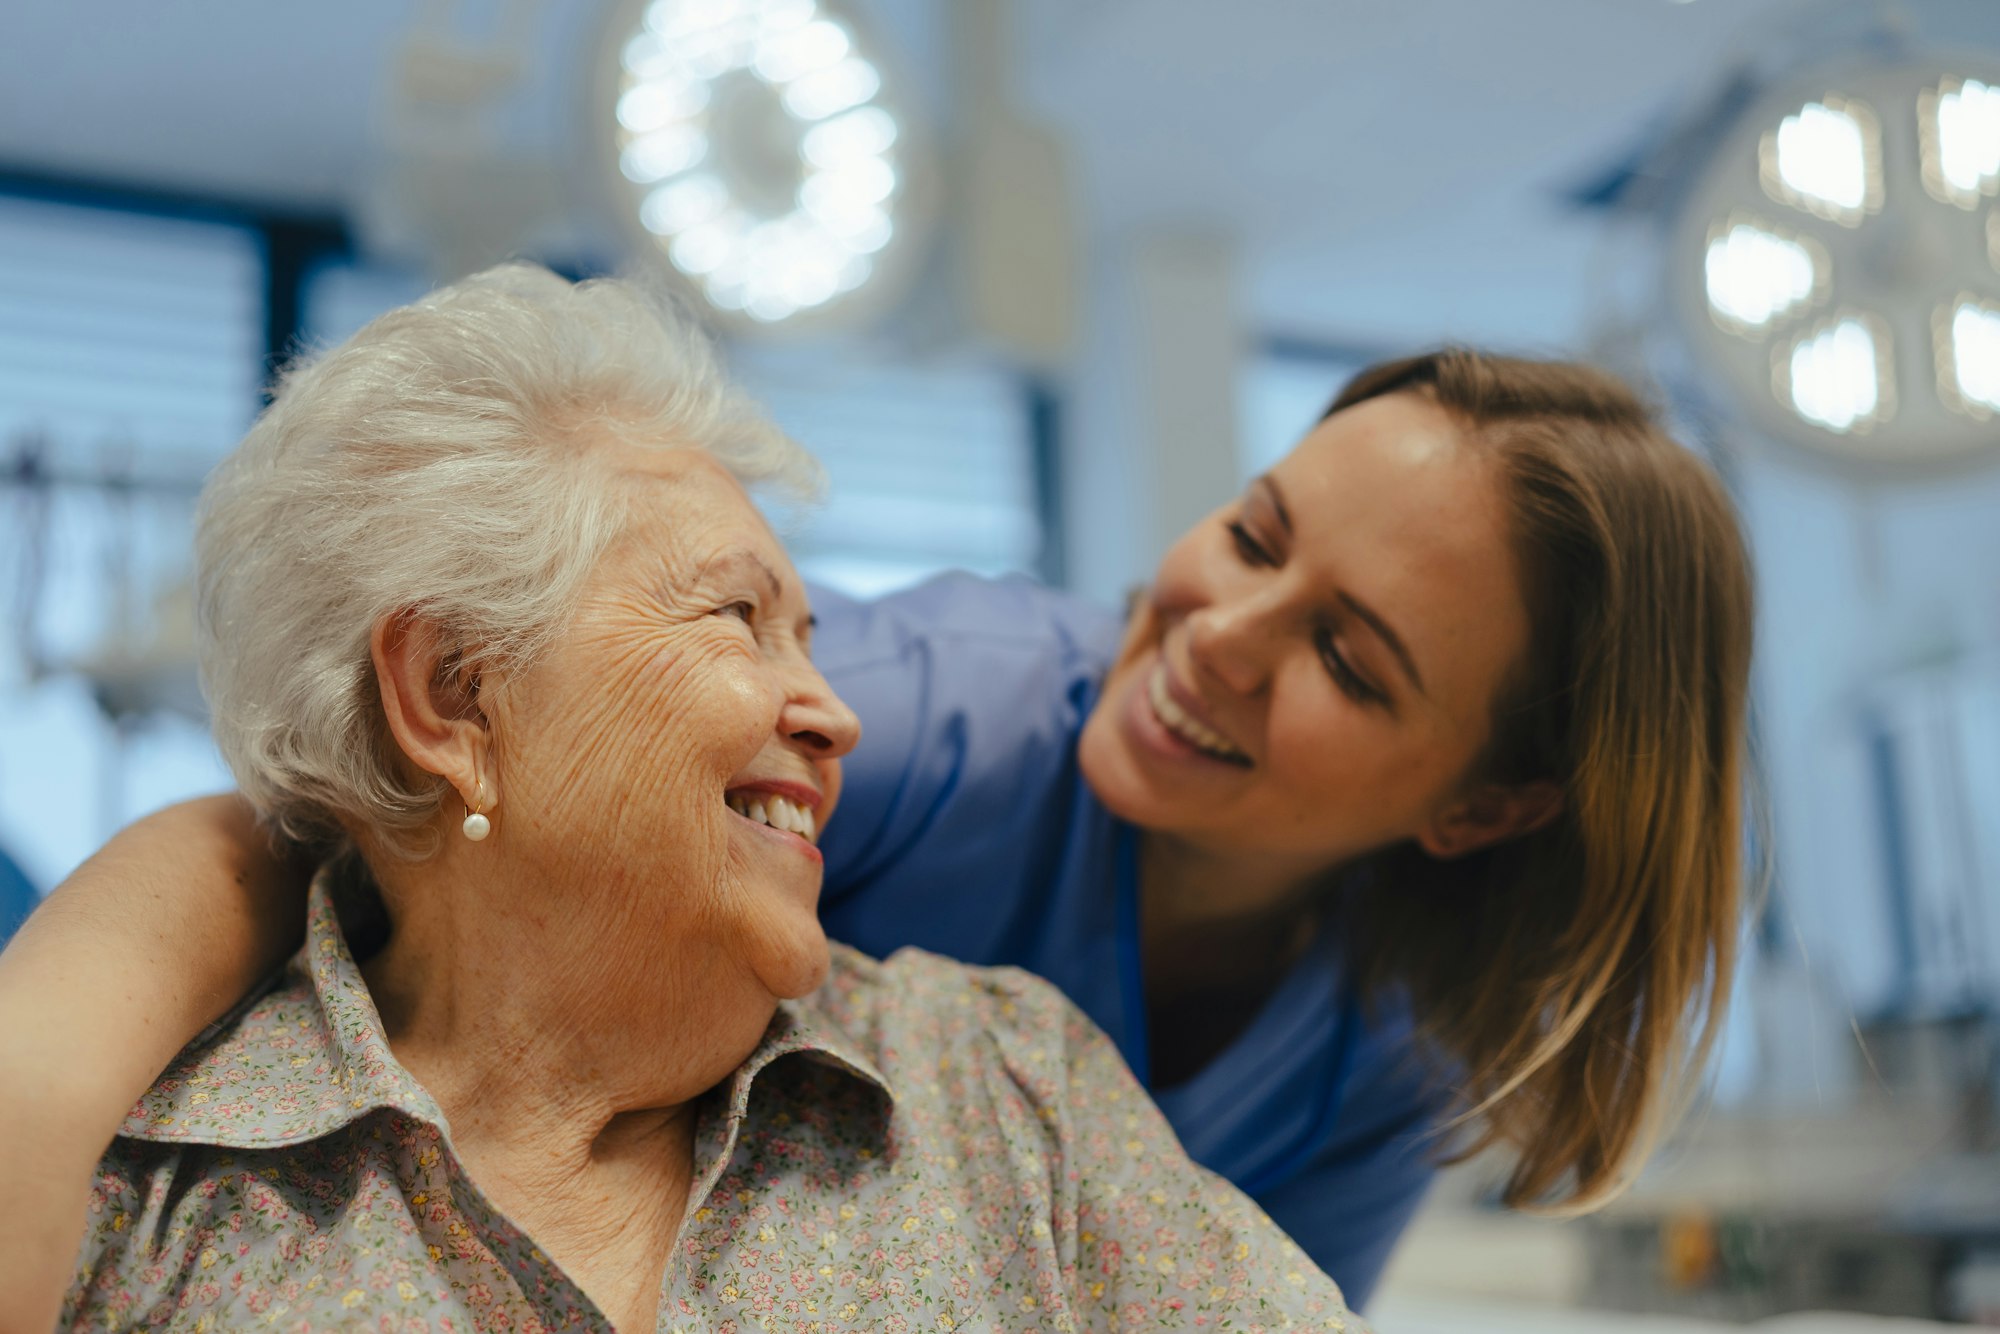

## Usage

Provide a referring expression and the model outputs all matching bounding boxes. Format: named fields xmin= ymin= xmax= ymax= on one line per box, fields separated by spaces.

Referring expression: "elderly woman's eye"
xmin=720 ymin=601 xmax=756 ymax=622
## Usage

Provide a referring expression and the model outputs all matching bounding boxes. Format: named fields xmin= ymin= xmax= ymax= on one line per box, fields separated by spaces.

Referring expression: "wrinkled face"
xmin=1078 ymin=393 xmax=1532 ymax=879
xmin=484 ymin=448 xmax=858 ymax=1025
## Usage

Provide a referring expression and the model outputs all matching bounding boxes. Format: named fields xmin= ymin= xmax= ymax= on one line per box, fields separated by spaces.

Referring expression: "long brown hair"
xmin=1331 ymin=349 xmax=1755 ymax=1212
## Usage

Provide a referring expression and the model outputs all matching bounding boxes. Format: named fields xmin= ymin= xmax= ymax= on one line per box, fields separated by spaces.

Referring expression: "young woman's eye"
xmin=1316 ymin=629 xmax=1385 ymax=706
xmin=1228 ymin=521 xmax=1276 ymax=567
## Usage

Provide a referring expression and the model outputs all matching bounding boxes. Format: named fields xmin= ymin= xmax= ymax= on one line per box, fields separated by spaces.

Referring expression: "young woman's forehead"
xmin=1283 ymin=393 xmax=1466 ymax=482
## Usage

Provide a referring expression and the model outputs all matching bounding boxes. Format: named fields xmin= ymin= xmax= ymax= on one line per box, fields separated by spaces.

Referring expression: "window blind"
xmin=735 ymin=351 xmax=1045 ymax=598
xmin=0 ymin=195 xmax=263 ymax=475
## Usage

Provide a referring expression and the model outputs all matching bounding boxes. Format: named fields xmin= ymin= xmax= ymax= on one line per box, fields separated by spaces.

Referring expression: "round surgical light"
xmin=1672 ymin=57 xmax=2000 ymax=472
xmin=599 ymin=0 xmax=930 ymax=330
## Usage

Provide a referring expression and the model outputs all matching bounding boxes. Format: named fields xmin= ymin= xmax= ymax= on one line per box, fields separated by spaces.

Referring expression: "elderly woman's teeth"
xmin=1147 ymin=666 xmax=1246 ymax=761
xmin=726 ymin=792 xmax=817 ymax=841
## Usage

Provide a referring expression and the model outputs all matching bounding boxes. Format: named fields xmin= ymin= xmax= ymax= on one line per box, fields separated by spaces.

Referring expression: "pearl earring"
xmin=462 ymin=778 xmax=492 ymax=842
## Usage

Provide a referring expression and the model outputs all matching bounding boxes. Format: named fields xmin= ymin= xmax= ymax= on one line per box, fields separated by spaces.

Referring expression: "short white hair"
xmin=197 ymin=262 xmax=817 ymax=852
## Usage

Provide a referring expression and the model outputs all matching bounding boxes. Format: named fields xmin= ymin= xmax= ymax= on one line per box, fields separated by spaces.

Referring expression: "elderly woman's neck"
xmin=354 ymin=841 xmax=762 ymax=1164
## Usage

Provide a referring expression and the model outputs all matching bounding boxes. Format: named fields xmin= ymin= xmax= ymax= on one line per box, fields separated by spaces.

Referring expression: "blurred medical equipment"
xmin=1591 ymin=0 xmax=2000 ymax=475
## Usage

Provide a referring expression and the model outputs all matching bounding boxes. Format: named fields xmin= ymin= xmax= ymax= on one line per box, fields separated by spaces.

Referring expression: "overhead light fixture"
xmin=1921 ymin=77 xmax=2000 ymax=208
xmin=598 ymin=0 xmax=932 ymax=331
xmin=1760 ymin=96 xmax=1884 ymax=226
xmin=1937 ymin=295 xmax=2000 ymax=417
xmin=1774 ymin=314 xmax=1893 ymax=434
xmin=1670 ymin=58 xmax=2000 ymax=472
xmin=1704 ymin=217 xmax=1827 ymax=332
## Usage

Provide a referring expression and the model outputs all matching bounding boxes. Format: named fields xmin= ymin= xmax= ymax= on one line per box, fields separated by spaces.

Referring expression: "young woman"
xmin=0 ymin=349 xmax=1753 ymax=1316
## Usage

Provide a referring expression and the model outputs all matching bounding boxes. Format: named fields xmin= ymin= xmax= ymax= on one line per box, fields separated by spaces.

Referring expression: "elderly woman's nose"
xmin=782 ymin=669 xmax=861 ymax=758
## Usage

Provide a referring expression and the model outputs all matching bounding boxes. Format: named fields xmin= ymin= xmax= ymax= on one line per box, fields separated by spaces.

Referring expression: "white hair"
xmin=197 ymin=262 xmax=818 ymax=853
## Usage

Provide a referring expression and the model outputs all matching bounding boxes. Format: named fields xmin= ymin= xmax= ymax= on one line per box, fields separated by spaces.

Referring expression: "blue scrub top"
xmin=0 ymin=844 xmax=39 ymax=949
xmin=810 ymin=572 xmax=1443 ymax=1309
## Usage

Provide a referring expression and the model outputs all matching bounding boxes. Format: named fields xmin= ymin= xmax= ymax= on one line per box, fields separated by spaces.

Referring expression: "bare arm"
xmin=0 ymin=795 xmax=307 ymax=1334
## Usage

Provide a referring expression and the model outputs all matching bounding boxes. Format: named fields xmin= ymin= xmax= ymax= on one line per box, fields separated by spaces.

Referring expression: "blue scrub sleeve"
xmin=0 ymin=844 xmax=38 ymax=948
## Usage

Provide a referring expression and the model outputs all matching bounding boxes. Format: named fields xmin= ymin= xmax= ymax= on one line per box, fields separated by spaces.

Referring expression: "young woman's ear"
xmin=1417 ymin=781 xmax=1564 ymax=860
xmin=370 ymin=611 xmax=491 ymax=809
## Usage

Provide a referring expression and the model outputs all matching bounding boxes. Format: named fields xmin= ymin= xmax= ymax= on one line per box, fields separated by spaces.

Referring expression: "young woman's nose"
xmin=781 ymin=663 xmax=862 ymax=760
xmin=1185 ymin=596 xmax=1279 ymax=697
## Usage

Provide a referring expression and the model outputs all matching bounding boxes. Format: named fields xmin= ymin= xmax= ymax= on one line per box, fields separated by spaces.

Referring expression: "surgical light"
xmin=1778 ymin=315 xmax=1891 ymax=434
xmin=1923 ymin=78 xmax=2000 ymax=207
xmin=1938 ymin=297 xmax=2000 ymax=416
xmin=1760 ymin=97 xmax=1882 ymax=226
xmin=1669 ymin=56 xmax=2000 ymax=471
xmin=1705 ymin=220 xmax=1824 ymax=331
xmin=599 ymin=0 xmax=928 ymax=329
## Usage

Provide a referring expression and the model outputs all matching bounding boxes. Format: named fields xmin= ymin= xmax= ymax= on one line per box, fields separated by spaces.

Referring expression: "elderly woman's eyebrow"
xmin=701 ymin=548 xmax=785 ymax=600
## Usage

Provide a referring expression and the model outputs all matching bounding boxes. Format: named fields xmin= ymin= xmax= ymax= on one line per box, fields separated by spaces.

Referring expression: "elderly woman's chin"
xmin=710 ymin=819 xmax=836 ymax=1000
xmin=744 ymin=901 xmax=833 ymax=1000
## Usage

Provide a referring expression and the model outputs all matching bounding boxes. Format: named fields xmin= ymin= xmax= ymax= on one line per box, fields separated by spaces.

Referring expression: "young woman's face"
xmin=1078 ymin=392 xmax=1534 ymax=877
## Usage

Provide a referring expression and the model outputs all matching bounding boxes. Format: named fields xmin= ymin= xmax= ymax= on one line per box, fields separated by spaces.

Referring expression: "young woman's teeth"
xmin=726 ymin=792 xmax=817 ymax=842
xmin=1147 ymin=666 xmax=1246 ymax=762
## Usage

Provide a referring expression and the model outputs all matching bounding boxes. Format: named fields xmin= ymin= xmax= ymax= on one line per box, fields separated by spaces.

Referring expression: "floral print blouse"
xmin=64 ymin=878 xmax=1366 ymax=1333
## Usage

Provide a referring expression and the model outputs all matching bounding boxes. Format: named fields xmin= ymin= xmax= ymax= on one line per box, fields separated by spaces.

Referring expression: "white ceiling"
xmin=0 ymin=0 xmax=1897 ymax=348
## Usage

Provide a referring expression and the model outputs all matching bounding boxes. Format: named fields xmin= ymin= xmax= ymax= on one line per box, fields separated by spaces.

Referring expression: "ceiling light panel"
xmin=609 ymin=0 xmax=915 ymax=327
xmin=1938 ymin=296 xmax=2000 ymax=418
xmin=1760 ymin=96 xmax=1884 ymax=226
xmin=1775 ymin=313 xmax=1893 ymax=435
xmin=1922 ymin=77 xmax=2000 ymax=209
xmin=1705 ymin=218 xmax=1827 ymax=333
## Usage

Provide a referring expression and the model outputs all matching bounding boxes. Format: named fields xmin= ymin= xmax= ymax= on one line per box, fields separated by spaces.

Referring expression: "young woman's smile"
xmin=1127 ymin=651 xmax=1254 ymax=768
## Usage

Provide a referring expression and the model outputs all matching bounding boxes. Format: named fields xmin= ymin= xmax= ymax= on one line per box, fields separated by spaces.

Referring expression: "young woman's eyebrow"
xmin=1339 ymin=591 xmax=1426 ymax=696
xmin=1252 ymin=475 xmax=1293 ymax=535
xmin=1261 ymin=474 xmax=1426 ymax=696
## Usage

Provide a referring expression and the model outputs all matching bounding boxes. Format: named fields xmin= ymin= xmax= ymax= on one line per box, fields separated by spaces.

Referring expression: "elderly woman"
xmin=61 ymin=265 xmax=1361 ymax=1333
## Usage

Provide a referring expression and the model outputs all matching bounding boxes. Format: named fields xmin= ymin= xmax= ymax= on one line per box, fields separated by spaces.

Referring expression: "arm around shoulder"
xmin=0 ymin=793 xmax=307 ymax=1334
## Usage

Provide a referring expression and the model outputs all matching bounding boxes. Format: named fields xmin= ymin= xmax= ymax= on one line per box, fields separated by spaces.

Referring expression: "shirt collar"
xmin=121 ymin=865 xmax=893 ymax=1148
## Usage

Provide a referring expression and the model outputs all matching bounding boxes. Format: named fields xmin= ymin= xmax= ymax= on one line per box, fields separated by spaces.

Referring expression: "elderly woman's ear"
xmin=370 ymin=611 xmax=496 ymax=820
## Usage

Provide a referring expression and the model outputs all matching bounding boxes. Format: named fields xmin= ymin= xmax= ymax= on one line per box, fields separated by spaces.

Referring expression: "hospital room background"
xmin=2 ymin=0 xmax=1999 ymax=1327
